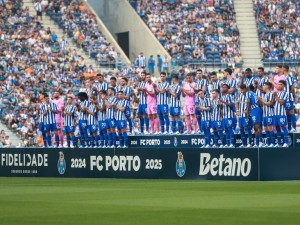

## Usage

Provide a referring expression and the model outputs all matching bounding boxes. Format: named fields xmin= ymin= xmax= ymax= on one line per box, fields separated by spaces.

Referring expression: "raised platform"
xmin=128 ymin=133 xmax=300 ymax=148
xmin=1 ymin=145 xmax=300 ymax=181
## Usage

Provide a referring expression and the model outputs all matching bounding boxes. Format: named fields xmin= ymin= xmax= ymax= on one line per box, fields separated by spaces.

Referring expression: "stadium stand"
xmin=128 ymin=0 xmax=243 ymax=68
xmin=0 ymin=0 xmax=300 ymax=149
xmin=0 ymin=0 xmax=123 ymax=147
xmin=254 ymin=0 xmax=300 ymax=66
xmin=44 ymin=0 xmax=124 ymax=68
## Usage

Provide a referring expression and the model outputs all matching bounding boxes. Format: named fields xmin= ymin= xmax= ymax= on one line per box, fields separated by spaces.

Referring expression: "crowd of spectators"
xmin=42 ymin=0 xmax=123 ymax=68
xmin=0 ymin=130 xmax=12 ymax=148
xmin=0 ymin=0 xmax=124 ymax=147
xmin=1 ymin=0 xmax=300 ymax=147
xmin=130 ymin=0 xmax=242 ymax=67
xmin=254 ymin=0 xmax=300 ymax=64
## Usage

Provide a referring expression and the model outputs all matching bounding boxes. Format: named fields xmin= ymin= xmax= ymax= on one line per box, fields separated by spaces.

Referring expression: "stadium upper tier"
xmin=129 ymin=0 xmax=243 ymax=67
xmin=254 ymin=0 xmax=300 ymax=66
xmin=45 ymin=0 xmax=123 ymax=68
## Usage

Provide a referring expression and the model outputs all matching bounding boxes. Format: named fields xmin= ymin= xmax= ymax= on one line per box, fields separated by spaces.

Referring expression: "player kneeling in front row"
xmin=116 ymin=91 xmax=129 ymax=148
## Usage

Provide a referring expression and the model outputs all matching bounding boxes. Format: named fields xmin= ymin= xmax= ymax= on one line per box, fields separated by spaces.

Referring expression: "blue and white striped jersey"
xmin=95 ymin=81 xmax=108 ymax=92
xmin=39 ymin=102 xmax=46 ymax=123
xmin=223 ymin=78 xmax=237 ymax=96
xmin=97 ymin=99 xmax=106 ymax=122
xmin=116 ymin=86 xmax=132 ymax=106
xmin=262 ymin=92 xmax=274 ymax=117
xmin=244 ymin=77 xmax=256 ymax=87
xmin=87 ymin=103 xmax=97 ymax=125
xmin=256 ymin=76 xmax=269 ymax=97
xmin=210 ymin=80 xmax=221 ymax=93
xmin=195 ymin=93 xmax=200 ymax=106
xmin=274 ymin=91 xmax=289 ymax=116
xmin=116 ymin=99 xmax=127 ymax=121
xmin=138 ymin=81 xmax=147 ymax=105
xmin=247 ymin=91 xmax=259 ymax=110
xmin=284 ymin=74 xmax=295 ymax=101
xmin=41 ymin=102 xmax=58 ymax=125
xmin=157 ymin=81 xmax=170 ymax=105
xmin=211 ymin=99 xmax=222 ymax=121
xmin=223 ymin=78 xmax=237 ymax=90
xmin=137 ymin=55 xmax=146 ymax=67
xmin=196 ymin=79 xmax=208 ymax=95
xmin=79 ymin=100 xmax=89 ymax=120
xmin=64 ymin=105 xmax=76 ymax=126
xmin=169 ymin=84 xmax=181 ymax=107
xmin=94 ymin=81 xmax=108 ymax=101
xmin=106 ymin=96 xmax=117 ymax=119
xmin=221 ymin=94 xmax=235 ymax=119
xmin=236 ymin=93 xmax=249 ymax=117
xmin=198 ymin=98 xmax=211 ymax=121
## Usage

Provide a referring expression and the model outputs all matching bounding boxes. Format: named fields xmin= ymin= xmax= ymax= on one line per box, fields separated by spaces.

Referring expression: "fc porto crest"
xmin=288 ymin=135 xmax=292 ymax=147
xmin=176 ymin=152 xmax=186 ymax=177
xmin=57 ymin=151 xmax=66 ymax=175
xmin=174 ymin=137 xmax=178 ymax=147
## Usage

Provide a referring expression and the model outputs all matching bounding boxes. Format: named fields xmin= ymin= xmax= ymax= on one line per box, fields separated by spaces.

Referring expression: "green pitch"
xmin=0 ymin=178 xmax=300 ymax=225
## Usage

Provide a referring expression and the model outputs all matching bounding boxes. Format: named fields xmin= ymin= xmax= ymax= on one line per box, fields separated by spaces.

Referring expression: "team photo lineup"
xmin=36 ymin=64 xmax=296 ymax=149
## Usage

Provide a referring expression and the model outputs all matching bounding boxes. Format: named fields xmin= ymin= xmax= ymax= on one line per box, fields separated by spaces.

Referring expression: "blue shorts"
xmin=274 ymin=115 xmax=287 ymax=127
xmin=79 ymin=120 xmax=87 ymax=130
xmin=170 ymin=107 xmax=181 ymax=117
xmin=64 ymin=126 xmax=75 ymax=134
xmin=98 ymin=121 xmax=107 ymax=132
xmin=195 ymin=109 xmax=201 ymax=116
xmin=251 ymin=107 xmax=262 ymax=125
xmin=106 ymin=119 xmax=116 ymax=129
xmin=44 ymin=123 xmax=58 ymax=133
xmin=263 ymin=116 xmax=273 ymax=127
xmin=211 ymin=120 xmax=223 ymax=130
xmin=39 ymin=122 xmax=45 ymax=133
xmin=285 ymin=101 xmax=295 ymax=111
xmin=157 ymin=104 xmax=169 ymax=115
xmin=223 ymin=118 xmax=236 ymax=129
xmin=117 ymin=120 xmax=127 ymax=130
xmin=138 ymin=104 xmax=147 ymax=116
xmin=239 ymin=117 xmax=251 ymax=128
xmin=125 ymin=106 xmax=131 ymax=118
xmin=88 ymin=124 xmax=98 ymax=133
xmin=201 ymin=120 xmax=211 ymax=131
xmin=79 ymin=120 xmax=88 ymax=136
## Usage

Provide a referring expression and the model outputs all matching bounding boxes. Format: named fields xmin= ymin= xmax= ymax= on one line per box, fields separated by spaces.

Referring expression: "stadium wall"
xmin=83 ymin=0 xmax=131 ymax=65
xmin=87 ymin=0 xmax=171 ymax=62
xmin=1 ymin=134 xmax=300 ymax=181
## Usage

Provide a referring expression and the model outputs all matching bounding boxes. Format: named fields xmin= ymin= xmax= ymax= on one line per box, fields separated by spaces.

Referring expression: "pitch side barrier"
xmin=0 ymin=133 xmax=300 ymax=181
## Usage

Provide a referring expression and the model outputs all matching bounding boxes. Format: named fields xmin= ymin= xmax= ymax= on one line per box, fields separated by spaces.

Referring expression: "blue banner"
xmin=129 ymin=134 xmax=294 ymax=148
xmin=0 ymin=148 xmax=258 ymax=180
xmin=1 ymin=147 xmax=299 ymax=181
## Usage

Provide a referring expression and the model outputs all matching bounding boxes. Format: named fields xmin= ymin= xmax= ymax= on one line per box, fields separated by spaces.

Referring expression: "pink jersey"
xmin=274 ymin=74 xmax=285 ymax=92
xmin=184 ymin=82 xmax=196 ymax=106
xmin=145 ymin=82 xmax=157 ymax=106
xmin=52 ymin=97 xmax=64 ymax=123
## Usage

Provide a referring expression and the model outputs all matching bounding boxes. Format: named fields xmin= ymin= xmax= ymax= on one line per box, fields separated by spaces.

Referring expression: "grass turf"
xmin=0 ymin=178 xmax=300 ymax=225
